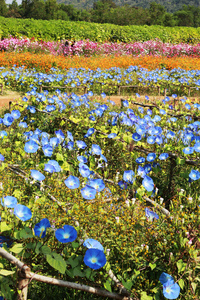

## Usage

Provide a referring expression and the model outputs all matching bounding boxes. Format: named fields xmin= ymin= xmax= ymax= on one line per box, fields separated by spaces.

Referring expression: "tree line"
xmin=0 ymin=0 xmax=200 ymax=27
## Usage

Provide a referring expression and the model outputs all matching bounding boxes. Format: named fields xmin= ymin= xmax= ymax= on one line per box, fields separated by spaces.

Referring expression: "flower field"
xmin=2 ymin=38 xmax=200 ymax=57
xmin=0 ymin=35 xmax=200 ymax=300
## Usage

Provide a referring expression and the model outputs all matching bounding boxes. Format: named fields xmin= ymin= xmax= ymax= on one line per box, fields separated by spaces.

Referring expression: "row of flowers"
xmin=1 ymin=52 xmax=200 ymax=72
xmin=1 ymin=37 xmax=200 ymax=58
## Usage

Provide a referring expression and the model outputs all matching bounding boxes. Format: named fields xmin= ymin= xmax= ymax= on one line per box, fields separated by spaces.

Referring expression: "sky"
xmin=5 ymin=0 xmax=22 ymax=4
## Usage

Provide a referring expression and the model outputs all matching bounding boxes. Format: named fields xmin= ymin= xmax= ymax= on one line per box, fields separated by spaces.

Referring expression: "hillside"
xmin=57 ymin=0 xmax=200 ymax=13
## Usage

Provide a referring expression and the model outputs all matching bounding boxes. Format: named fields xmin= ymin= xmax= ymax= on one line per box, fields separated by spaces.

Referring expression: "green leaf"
xmin=46 ymin=254 xmax=66 ymax=274
xmin=178 ymin=278 xmax=185 ymax=289
xmin=0 ymin=222 xmax=12 ymax=232
xmin=10 ymin=243 xmax=24 ymax=254
xmin=177 ymin=259 xmax=186 ymax=273
xmin=176 ymin=157 xmax=185 ymax=165
xmin=35 ymin=242 xmax=42 ymax=255
xmin=13 ymin=189 xmax=22 ymax=198
xmin=85 ymin=268 xmax=92 ymax=279
xmin=122 ymin=279 xmax=133 ymax=290
xmin=67 ymin=257 xmax=79 ymax=269
xmin=149 ymin=263 xmax=157 ymax=270
xmin=141 ymin=291 xmax=153 ymax=300
xmin=73 ymin=266 xmax=85 ymax=277
xmin=66 ymin=268 xmax=74 ymax=278
xmin=191 ymin=282 xmax=197 ymax=293
xmin=20 ymin=227 xmax=34 ymax=239
xmin=104 ymin=280 xmax=112 ymax=293
xmin=41 ymin=246 xmax=51 ymax=255
xmin=56 ymin=153 xmax=64 ymax=161
xmin=71 ymin=242 xmax=79 ymax=249
xmin=0 ymin=270 xmax=15 ymax=276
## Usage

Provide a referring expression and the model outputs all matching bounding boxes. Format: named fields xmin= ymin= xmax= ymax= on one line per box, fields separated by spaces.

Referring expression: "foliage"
xmin=0 ymin=64 xmax=199 ymax=299
xmin=2 ymin=16 xmax=200 ymax=43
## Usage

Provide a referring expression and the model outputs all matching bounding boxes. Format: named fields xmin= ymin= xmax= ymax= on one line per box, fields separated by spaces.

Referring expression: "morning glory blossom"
xmin=64 ymin=175 xmax=80 ymax=189
xmin=84 ymin=248 xmax=106 ymax=270
xmin=24 ymin=140 xmax=39 ymax=153
xmin=14 ymin=204 xmax=32 ymax=221
xmin=34 ymin=218 xmax=51 ymax=238
xmin=83 ymin=239 xmax=104 ymax=251
xmin=55 ymin=225 xmax=77 ymax=243
xmin=31 ymin=170 xmax=45 ymax=181
xmin=1 ymin=196 xmax=17 ymax=208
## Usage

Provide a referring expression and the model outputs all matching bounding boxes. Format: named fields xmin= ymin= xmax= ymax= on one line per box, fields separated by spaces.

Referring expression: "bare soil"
xmin=0 ymin=91 xmax=22 ymax=109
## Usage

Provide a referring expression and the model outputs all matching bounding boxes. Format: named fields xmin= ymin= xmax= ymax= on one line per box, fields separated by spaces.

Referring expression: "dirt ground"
xmin=0 ymin=91 xmax=199 ymax=109
xmin=0 ymin=91 xmax=23 ymax=109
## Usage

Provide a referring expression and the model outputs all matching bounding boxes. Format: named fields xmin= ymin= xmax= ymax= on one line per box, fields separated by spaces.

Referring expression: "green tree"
xmin=59 ymin=4 xmax=81 ymax=21
xmin=163 ymin=12 xmax=176 ymax=27
xmin=149 ymin=1 xmax=166 ymax=25
xmin=29 ymin=0 xmax=46 ymax=19
xmin=45 ymin=0 xmax=58 ymax=20
xmin=0 ymin=0 xmax=8 ymax=17
xmin=174 ymin=10 xmax=194 ymax=26
xmin=7 ymin=0 xmax=21 ymax=18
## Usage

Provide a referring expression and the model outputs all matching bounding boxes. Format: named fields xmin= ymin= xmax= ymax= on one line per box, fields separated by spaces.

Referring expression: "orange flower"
xmin=0 ymin=53 xmax=200 ymax=71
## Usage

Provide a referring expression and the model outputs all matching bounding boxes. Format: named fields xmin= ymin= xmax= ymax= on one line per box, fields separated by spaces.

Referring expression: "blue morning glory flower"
xmin=107 ymin=133 xmax=117 ymax=138
xmin=77 ymin=156 xmax=87 ymax=163
xmin=123 ymin=170 xmax=135 ymax=184
xmin=44 ymin=163 xmax=56 ymax=173
xmin=147 ymin=136 xmax=156 ymax=144
xmin=194 ymin=143 xmax=200 ymax=152
xmin=11 ymin=110 xmax=21 ymax=119
xmin=147 ymin=153 xmax=156 ymax=162
xmin=136 ymin=157 xmax=145 ymax=164
xmin=1 ymin=196 xmax=17 ymax=208
xmin=159 ymin=272 xmax=174 ymax=285
xmin=84 ymin=248 xmax=106 ymax=270
xmin=42 ymin=144 xmax=53 ymax=157
xmin=64 ymin=175 xmax=80 ymax=189
xmin=142 ymin=175 xmax=154 ymax=191
xmin=145 ymin=208 xmax=159 ymax=221
xmin=91 ymin=144 xmax=102 ymax=155
xmin=87 ymin=179 xmax=105 ymax=192
xmin=189 ymin=169 xmax=200 ymax=181
xmin=163 ymin=279 xmax=180 ymax=300
xmin=34 ymin=218 xmax=51 ymax=238
xmin=55 ymin=129 xmax=65 ymax=142
xmin=79 ymin=163 xmax=91 ymax=178
xmin=122 ymin=100 xmax=129 ymax=107
xmin=132 ymin=132 xmax=142 ymax=141
xmin=19 ymin=122 xmax=28 ymax=128
xmin=183 ymin=147 xmax=194 ymax=155
xmin=83 ymin=239 xmax=104 ymax=251
xmin=47 ymin=160 xmax=61 ymax=172
xmin=81 ymin=185 xmax=96 ymax=200
xmin=144 ymin=164 xmax=152 ymax=174
xmin=31 ymin=170 xmax=45 ymax=181
xmin=159 ymin=153 xmax=169 ymax=160
xmin=50 ymin=137 xmax=59 ymax=148
xmin=0 ymin=131 xmax=7 ymax=138
xmin=67 ymin=131 xmax=74 ymax=141
xmin=76 ymin=140 xmax=87 ymax=149
xmin=118 ymin=181 xmax=127 ymax=190
xmin=14 ymin=204 xmax=32 ymax=221
xmin=3 ymin=113 xmax=14 ymax=126
xmin=84 ymin=128 xmax=95 ymax=138
xmin=0 ymin=154 xmax=4 ymax=161
xmin=137 ymin=166 xmax=147 ymax=178
xmin=24 ymin=140 xmax=39 ymax=153
xmin=55 ymin=225 xmax=77 ymax=243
